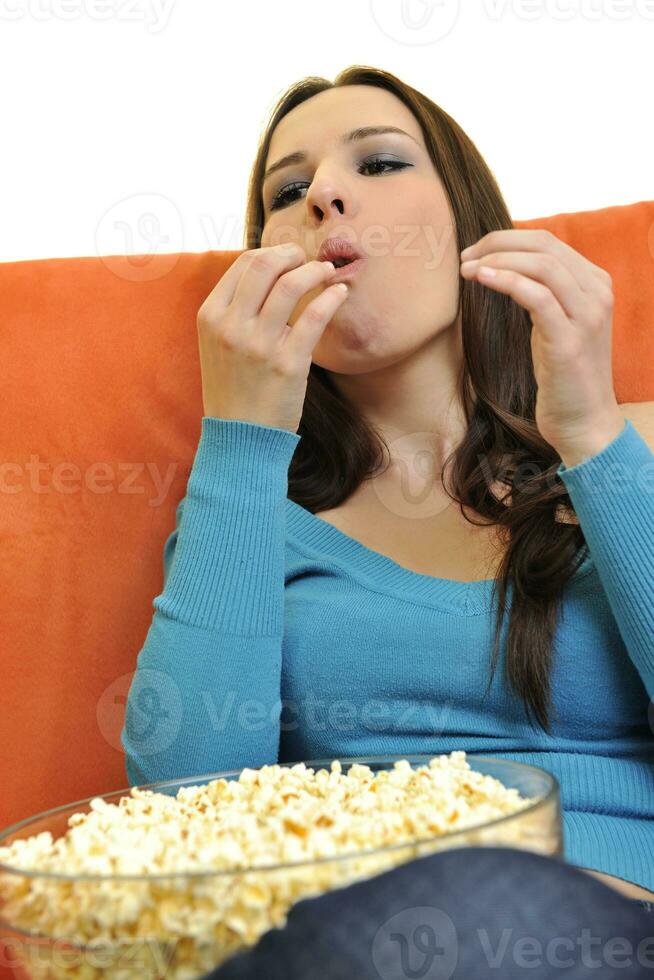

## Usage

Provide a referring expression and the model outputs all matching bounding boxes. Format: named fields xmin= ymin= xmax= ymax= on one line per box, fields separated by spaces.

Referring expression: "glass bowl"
xmin=0 ymin=754 xmax=562 ymax=979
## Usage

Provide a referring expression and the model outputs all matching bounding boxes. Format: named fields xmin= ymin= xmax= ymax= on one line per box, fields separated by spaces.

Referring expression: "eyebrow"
xmin=263 ymin=125 xmax=420 ymax=184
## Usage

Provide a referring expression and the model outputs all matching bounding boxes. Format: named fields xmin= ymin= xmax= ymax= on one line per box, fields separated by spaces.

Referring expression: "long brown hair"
xmin=244 ymin=65 xmax=589 ymax=735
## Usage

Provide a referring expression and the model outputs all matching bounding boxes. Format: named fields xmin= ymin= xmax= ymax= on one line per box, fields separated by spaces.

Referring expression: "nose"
xmin=307 ymin=189 xmax=345 ymax=222
xmin=305 ymin=169 xmax=351 ymax=223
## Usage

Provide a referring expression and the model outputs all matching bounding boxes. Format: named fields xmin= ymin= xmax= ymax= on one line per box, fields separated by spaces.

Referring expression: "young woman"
xmin=122 ymin=66 xmax=654 ymax=973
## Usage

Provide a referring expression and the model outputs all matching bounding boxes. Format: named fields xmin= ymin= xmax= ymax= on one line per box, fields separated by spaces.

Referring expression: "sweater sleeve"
xmin=556 ymin=417 xmax=654 ymax=700
xmin=121 ymin=416 xmax=301 ymax=787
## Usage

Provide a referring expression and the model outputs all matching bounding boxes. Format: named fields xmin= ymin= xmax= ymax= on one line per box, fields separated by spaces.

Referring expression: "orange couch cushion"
xmin=1 ymin=199 xmax=653 ymax=828
xmin=0 ymin=200 xmax=652 ymax=975
xmin=0 ymin=201 xmax=654 ymax=827
xmin=0 ymin=201 xmax=654 ymax=977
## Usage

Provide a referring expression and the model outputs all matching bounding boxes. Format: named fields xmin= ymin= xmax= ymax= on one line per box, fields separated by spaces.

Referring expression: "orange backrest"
xmin=0 ymin=199 xmax=653 ymax=977
xmin=2 ymin=199 xmax=653 ymax=827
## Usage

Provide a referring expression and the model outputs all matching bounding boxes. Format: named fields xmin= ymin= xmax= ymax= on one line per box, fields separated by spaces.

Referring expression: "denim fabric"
xmin=205 ymin=846 xmax=654 ymax=979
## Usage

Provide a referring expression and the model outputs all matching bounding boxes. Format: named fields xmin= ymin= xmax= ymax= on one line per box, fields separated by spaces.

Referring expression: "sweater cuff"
xmin=188 ymin=417 xmax=301 ymax=501
xmin=556 ymin=418 xmax=654 ymax=499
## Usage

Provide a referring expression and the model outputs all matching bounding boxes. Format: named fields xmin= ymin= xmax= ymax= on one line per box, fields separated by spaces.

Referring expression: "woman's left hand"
xmin=459 ymin=228 xmax=625 ymax=467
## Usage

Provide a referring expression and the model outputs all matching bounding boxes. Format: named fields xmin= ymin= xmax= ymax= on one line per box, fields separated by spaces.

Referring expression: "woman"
xmin=122 ymin=66 xmax=654 ymax=973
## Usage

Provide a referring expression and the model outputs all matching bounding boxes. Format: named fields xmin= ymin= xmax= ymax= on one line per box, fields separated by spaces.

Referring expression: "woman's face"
xmin=260 ymin=84 xmax=462 ymax=375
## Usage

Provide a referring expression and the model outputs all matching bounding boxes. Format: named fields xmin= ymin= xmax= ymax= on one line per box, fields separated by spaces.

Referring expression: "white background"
xmin=0 ymin=0 xmax=652 ymax=264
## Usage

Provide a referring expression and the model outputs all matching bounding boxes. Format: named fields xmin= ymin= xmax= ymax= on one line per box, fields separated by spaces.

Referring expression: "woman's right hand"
xmin=196 ymin=243 xmax=348 ymax=434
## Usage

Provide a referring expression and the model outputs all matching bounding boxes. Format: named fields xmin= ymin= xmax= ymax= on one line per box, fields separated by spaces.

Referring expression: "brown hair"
xmin=243 ymin=65 xmax=588 ymax=734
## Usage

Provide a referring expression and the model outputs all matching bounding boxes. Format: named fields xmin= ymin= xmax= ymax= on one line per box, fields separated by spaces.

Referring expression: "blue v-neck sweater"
xmin=122 ymin=416 xmax=654 ymax=891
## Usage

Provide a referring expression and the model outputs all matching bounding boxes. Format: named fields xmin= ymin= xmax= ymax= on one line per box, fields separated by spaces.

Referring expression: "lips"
xmin=316 ymin=238 xmax=362 ymax=266
xmin=316 ymin=238 xmax=365 ymax=287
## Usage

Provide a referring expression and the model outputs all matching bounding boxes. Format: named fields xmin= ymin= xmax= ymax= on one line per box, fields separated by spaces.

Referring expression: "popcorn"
xmin=0 ymin=752 xmax=556 ymax=978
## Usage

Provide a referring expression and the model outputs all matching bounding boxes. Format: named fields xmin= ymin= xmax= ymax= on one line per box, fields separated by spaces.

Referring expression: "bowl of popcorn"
xmin=0 ymin=751 xmax=561 ymax=979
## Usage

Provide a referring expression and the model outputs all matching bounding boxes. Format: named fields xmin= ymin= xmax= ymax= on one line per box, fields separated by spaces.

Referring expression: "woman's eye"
xmin=268 ymin=157 xmax=411 ymax=212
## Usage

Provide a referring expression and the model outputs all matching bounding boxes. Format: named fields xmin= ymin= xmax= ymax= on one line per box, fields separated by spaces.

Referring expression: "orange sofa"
xmin=0 ymin=200 xmax=653 ymax=978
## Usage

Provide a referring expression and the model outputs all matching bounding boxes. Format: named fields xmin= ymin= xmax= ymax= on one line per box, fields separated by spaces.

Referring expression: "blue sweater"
xmin=121 ymin=416 xmax=654 ymax=891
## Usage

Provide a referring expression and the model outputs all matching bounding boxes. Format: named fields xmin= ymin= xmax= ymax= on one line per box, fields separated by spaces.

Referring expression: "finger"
xmin=258 ymin=259 xmax=338 ymax=344
xmin=199 ymin=244 xmax=305 ymax=321
xmin=283 ymin=283 xmax=349 ymax=361
xmin=462 ymin=229 xmax=602 ymax=293
xmin=461 ymin=251 xmax=588 ymax=323
xmin=230 ymin=245 xmax=313 ymax=320
xmin=469 ymin=266 xmax=571 ymax=346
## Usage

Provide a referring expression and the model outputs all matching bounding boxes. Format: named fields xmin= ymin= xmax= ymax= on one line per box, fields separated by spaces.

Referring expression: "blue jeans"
xmin=207 ymin=846 xmax=654 ymax=979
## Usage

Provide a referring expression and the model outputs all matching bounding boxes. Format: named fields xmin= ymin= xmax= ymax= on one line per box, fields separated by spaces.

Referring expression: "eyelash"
xmin=268 ymin=157 xmax=412 ymax=212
